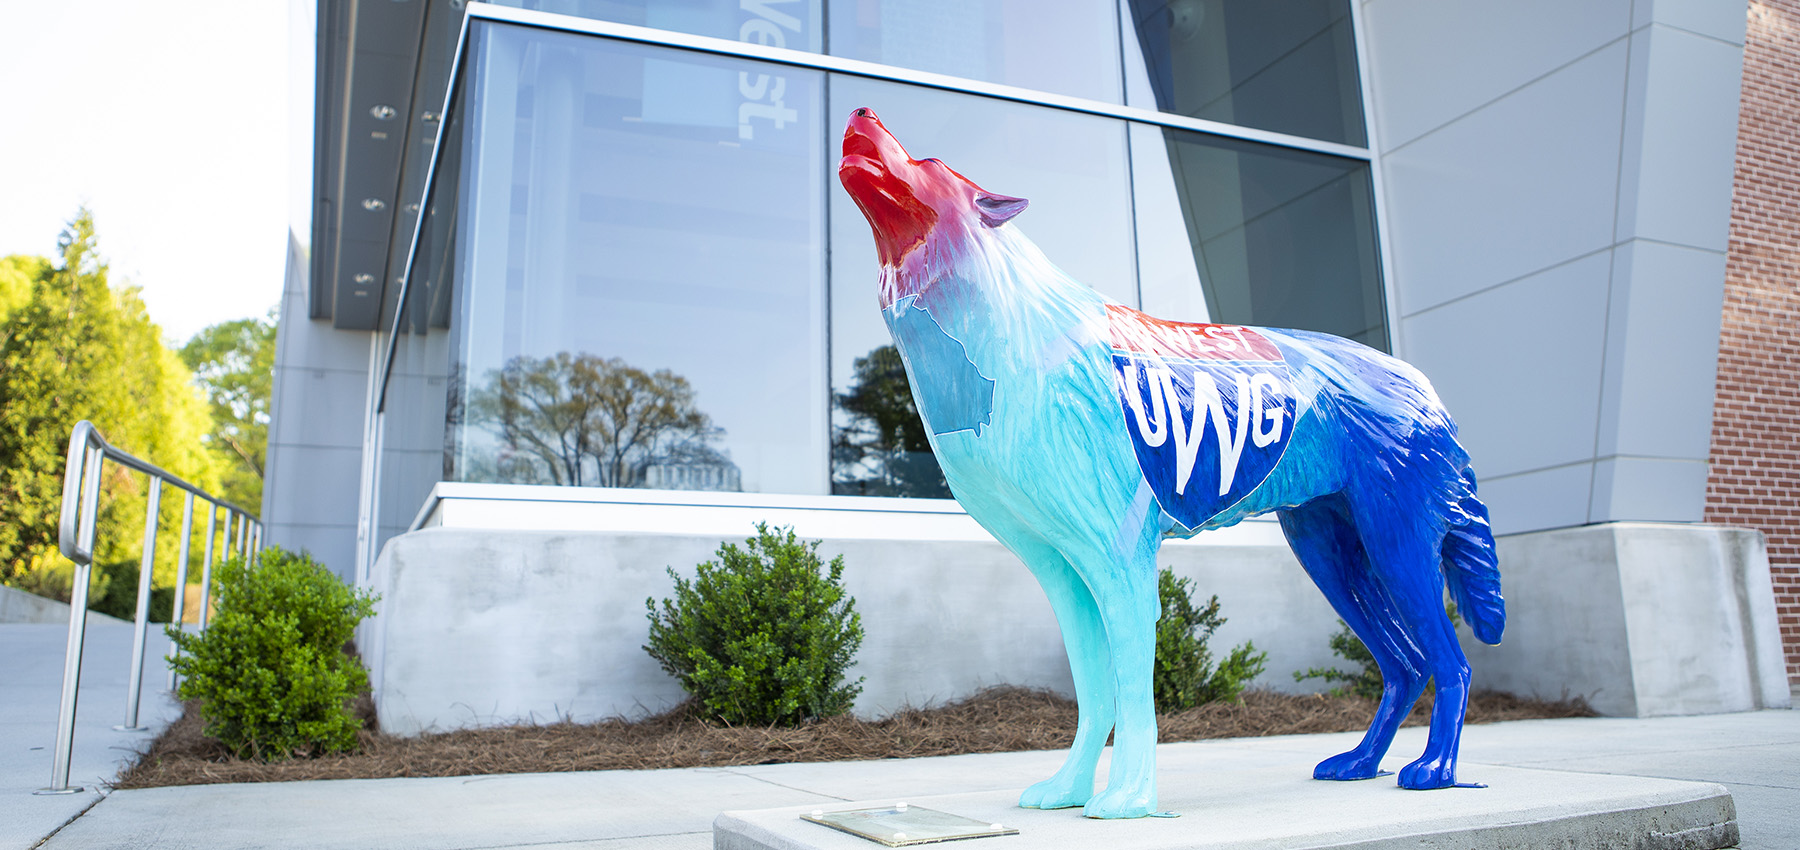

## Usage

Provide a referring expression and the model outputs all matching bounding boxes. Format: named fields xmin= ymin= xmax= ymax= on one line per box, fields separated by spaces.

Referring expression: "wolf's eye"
xmin=922 ymin=158 xmax=942 ymax=165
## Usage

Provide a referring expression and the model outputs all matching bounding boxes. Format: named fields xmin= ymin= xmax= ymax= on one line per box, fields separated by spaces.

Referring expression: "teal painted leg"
xmin=1003 ymin=538 xmax=1114 ymax=810
xmin=1081 ymin=557 xmax=1159 ymax=819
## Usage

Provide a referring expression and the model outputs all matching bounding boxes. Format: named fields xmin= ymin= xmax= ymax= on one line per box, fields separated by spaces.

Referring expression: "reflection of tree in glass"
xmin=831 ymin=345 xmax=950 ymax=498
xmin=468 ymin=352 xmax=738 ymax=490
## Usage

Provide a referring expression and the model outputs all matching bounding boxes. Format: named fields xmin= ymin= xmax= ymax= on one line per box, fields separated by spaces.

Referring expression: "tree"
xmin=0 ymin=209 xmax=218 ymax=613
xmin=831 ymin=344 xmax=950 ymax=497
xmin=0 ymin=254 xmax=41 ymax=327
xmin=467 ymin=351 xmax=730 ymax=488
xmin=180 ymin=312 xmax=275 ymax=511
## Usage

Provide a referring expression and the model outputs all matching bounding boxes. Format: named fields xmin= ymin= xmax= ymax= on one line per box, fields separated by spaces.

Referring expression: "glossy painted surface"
xmin=837 ymin=108 xmax=1505 ymax=818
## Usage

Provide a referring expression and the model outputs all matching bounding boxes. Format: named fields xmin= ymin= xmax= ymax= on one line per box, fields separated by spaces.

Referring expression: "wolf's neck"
xmin=884 ymin=224 xmax=1109 ymax=370
xmin=882 ymin=224 xmax=1098 ymax=314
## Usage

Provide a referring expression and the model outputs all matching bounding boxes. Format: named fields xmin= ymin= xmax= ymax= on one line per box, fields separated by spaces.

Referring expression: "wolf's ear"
xmin=976 ymin=193 xmax=1028 ymax=227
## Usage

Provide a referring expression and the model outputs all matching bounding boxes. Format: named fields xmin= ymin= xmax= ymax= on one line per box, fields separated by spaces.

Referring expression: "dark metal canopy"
xmin=311 ymin=0 xmax=463 ymax=330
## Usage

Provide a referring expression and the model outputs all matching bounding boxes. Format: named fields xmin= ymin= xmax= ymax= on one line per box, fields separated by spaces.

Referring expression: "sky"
xmin=0 ymin=0 xmax=293 ymax=345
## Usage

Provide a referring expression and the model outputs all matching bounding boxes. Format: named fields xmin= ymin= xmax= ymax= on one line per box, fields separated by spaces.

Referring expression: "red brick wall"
xmin=1705 ymin=0 xmax=1800 ymax=687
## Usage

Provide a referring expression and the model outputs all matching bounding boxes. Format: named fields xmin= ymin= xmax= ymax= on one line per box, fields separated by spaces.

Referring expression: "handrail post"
xmin=225 ymin=512 xmax=237 ymax=564
xmin=118 ymin=476 xmax=162 ymax=731
xmin=198 ymin=503 xmax=217 ymax=629
xmin=168 ymin=491 xmax=194 ymax=692
xmin=37 ymin=442 xmax=104 ymax=795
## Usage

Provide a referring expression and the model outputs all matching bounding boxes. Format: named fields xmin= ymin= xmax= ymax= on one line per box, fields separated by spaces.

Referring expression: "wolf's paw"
xmin=1082 ymin=784 xmax=1155 ymax=819
xmin=1313 ymin=750 xmax=1384 ymax=781
xmin=1019 ymin=774 xmax=1090 ymax=810
xmin=1398 ymin=755 xmax=1456 ymax=789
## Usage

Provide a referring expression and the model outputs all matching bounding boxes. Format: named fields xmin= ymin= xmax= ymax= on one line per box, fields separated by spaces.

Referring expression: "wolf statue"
xmin=837 ymin=108 xmax=1505 ymax=819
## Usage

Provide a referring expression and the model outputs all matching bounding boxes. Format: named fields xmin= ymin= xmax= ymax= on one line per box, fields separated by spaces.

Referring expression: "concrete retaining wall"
xmin=362 ymin=517 xmax=1790 ymax=736
xmin=0 ymin=585 xmax=74 ymax=624
xmin=361 ymin=525 xmax=1343 ymax=736
xmin=0 ymin=585 xmax=128 ymax=626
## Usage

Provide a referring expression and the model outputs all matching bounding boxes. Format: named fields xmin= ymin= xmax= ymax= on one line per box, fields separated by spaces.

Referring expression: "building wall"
xmin=1363 ymin=0 xmax=1746 ymax=536
xmin=273 ymin=1 xmax=1764 ymax=581
xmin=1706 ymin=0 xmax=1800 ymax=684
xmin=265 ymin=0 xmax=372 ymax=582
xmin=264 ymin=234 xmax=374 ymax=582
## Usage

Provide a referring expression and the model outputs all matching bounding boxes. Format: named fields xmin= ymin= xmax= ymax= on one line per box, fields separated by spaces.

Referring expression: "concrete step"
xmin=717 ymin=759 xmax=1736 ymax=850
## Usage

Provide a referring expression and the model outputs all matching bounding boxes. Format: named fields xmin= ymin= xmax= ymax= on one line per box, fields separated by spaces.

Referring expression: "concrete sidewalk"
xmin=4 ymin=617 xmax=1795 ymax=849
xmin=9 ymin=708 xmax=1795 ymax=849
xmin=3 ymin=622 xmax=181 ymax=850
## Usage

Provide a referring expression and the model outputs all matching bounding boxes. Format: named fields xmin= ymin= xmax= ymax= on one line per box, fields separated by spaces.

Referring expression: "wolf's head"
xmin=838 ymin=108 xmax=1028 ymax=271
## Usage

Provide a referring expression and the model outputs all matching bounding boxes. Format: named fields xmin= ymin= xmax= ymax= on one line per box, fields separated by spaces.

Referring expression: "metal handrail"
xmin=36 ymin=421 xmax=262 ymax=795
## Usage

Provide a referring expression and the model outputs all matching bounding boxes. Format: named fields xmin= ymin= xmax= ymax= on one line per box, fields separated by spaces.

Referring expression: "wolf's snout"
xmin=853 ymin=107 xmax=873 ymax=118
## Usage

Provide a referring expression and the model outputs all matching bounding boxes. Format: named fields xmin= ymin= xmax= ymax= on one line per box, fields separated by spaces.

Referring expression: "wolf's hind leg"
xmin=1008 ymin=538 xmax=1114 ymax=810
xmin=1279 ymin=494 xmax=1429 ymax=781
xmin=1352 ymin=501 xmax=1471 ymax=790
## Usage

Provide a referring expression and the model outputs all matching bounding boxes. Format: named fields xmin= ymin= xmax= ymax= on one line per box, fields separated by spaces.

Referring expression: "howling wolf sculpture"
xmin=837 ymin=108 xmax=1505 ymax=819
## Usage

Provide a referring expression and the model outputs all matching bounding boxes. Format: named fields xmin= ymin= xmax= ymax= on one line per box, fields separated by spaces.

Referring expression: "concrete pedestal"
xmin=717 ymin=761 xmax=1737 ymax=850
xmin=1469 ymin=522 xmax=1790 ymax=717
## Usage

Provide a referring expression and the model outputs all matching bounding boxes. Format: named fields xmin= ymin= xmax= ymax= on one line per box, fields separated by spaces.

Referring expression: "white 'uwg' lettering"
xmin=1119 ymin=360 xmax=1170 ymax=447
xmin=1181 ymin=372 xmax=1250 ymax=497
xmin=1251 ymin=373 xmax=1285 ymax=448
xmin=1121 ymin=361 xmax=1288 ymax=498
xmin=737 ymin=0 xmax=802 ymax=139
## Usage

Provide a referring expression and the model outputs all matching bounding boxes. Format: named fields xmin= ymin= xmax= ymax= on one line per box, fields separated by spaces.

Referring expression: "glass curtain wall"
xmin=375 ymin=1 xmax=1385 ymax=522
xmin=1121 ymin=0 xmax=1366 ymax=145
xmin=378 ymin=76 xmax=468 ymax=546
xmin=1144 ymin=125 xmax=1384 ymax=348
xmin=449 ymin=23 xmax=828 ymax=494
xmin=486 ymin=0 xmax=825 ymax=52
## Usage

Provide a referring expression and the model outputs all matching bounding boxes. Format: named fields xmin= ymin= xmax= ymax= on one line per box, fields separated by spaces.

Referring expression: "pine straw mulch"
xmin=115 ymin=687 xmax=1593 ymax=789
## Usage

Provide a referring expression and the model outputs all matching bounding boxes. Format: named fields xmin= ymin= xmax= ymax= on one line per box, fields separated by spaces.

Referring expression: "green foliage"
xmin=1294 ymin=602 xmax=1461 ymax=700
xmin=82 ymin=559 xmax=179 ymax=623
xmin=0 ymin=254 xmax=42 ymax=326
xmin=1154 ymin=568 xmax=1268 ymax=712
xmin=165 ymin=547 xmax=377 ymax=761
xmin=180 ymin=312 xmax=276 ymax=512
xmin=644 ymin=524 xmax=864 ymax=726
xmin=0 ymin=209 xmax=219 ymax=605
xmin=1294 ymin=620 xmax=1384 ymax=700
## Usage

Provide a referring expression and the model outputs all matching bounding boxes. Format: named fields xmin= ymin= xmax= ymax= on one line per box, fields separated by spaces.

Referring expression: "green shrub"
xmin=164 ymin=547 xmax=377 ymax=761
xmin=1294 ymin=602 xmax=1460 ymax=700
xmin=1154 ymin=568 xmax=1267 ymax=712
xmin=1293 ymin=620 xmax=1384 ymax=699
xmin=644 ymin=523 xmax=864 ymax=726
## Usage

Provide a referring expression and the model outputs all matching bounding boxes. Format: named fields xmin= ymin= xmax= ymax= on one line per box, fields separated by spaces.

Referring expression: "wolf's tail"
xmin=1441 ymin=466 xmax=1505 ymax=645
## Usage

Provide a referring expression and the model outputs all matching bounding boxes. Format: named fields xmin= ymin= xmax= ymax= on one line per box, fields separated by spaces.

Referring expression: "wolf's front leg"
xmin=1012 ymin=541 xmax=1115 ymax=810
xmin=1083 ymin=580 xmax=1160 ymax=819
